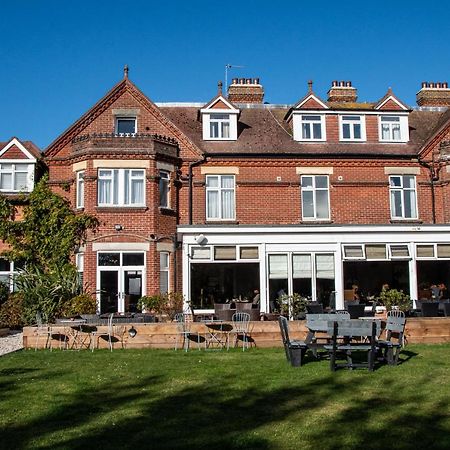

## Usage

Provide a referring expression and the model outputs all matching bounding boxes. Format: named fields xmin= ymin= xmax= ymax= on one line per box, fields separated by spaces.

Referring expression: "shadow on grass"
xmin=0 ymin=349 xmax=448 ymax=450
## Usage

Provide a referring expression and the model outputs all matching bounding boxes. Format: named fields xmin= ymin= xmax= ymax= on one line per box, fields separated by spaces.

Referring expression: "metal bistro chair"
xmin=228 ymin=312 xmax=251 ymax=351
xmin=377 ymin=315 xmax=406 ymax=365
xmin=278 ymin=316 xmax=308 ymax=366
xmin=34 ymin=311 xmax=53 ymax=351
xmin=336 ymin=310 xmax=350 ymax=318
xmin=93 ymin=313 xmax=125 ymax=351
xmin=306 ymin=303 xmax=324 ymax=314
xmin=174 ymin=313 xmax=204 ymax=352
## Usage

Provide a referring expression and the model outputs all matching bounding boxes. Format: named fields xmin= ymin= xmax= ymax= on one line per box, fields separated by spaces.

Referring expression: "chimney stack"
xmin=327 ymin=80 xmax=358 ymax=103
xmin=227 ymin=77 xmax=264 ymax=103
xmin=416 ymin=81 xmax=450 ymax=107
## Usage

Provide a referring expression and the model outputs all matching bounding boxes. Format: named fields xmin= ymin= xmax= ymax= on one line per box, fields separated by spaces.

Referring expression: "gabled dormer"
xmin=375 ymin=88 xmax=410 ymax=143
xmin=0 ymin=137 xmax=39 ymax=193
xmin=200 ymin=82 xmax=240 ymax=141
xmin=288 ymin=81 xmax=328 ymax=142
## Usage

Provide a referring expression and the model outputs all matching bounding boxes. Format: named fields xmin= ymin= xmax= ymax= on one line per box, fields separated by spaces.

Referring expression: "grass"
xmin=0 ymin=345 xmax=449 ymax=450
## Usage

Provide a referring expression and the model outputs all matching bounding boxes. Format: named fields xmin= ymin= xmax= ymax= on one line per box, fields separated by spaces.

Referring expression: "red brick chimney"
xmin=416 ymin=81 xmax=450 ymax=107
xmin=327 ymin=80 xmax=358 ymax=103
xmin=227 ymin=78 xmax=264 ymax=103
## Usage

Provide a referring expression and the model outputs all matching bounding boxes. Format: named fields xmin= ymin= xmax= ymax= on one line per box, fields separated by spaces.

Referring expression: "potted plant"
xmin=377 ymin=288 xmax=411 ymax=314
xmin=279 ymin=293 xmax=308 ymax=320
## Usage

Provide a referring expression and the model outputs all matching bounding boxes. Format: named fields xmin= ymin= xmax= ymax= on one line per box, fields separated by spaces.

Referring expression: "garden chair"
xmin=228 ymin=312 xmax=251 ymax=351
xmin=93 ymin=313 xmax=124 ymax=351
xmin=387 ymin=309 xmax=405 ymax=319
xmin=336 ymin=310 xmax=350 ymax=318
xmin=174 ymin=312 xmax=204 ymax=351
xmin=377 ymin=316 xmax=406 ymax=365
xmin=443 ymin=302 xmax=450 ymax=317
xmin=278 ymin=315 xmax=308 ymax=366
xmin=346 ymin=303 xmax=366 ymax=319
xmin=34 ymin=311 xmax=53 ymax=351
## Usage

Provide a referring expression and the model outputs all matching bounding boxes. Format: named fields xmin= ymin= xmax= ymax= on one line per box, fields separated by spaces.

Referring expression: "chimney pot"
xmin=444 ymin=82 xmax=448 ymax=89
xmin=239 ymin=78 xmax=245 ymax=84
xmin=421 ymin=82 xmax=427 ymax=88
xmin=232 ymin=78 xmax=238 ymax=84
xmin=346 ymin=81 xmax=352 ymax=87
xmin=332 ymin=80 xmax=337 ymax=87
xmin=254 ymin=78 xmax=259 ymax=84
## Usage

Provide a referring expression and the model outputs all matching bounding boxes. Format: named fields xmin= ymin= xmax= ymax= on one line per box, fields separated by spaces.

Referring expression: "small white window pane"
xmin=343 ymin=246 xmax=364 ymax=258
xmin=342 ymin=123 xmax=351 ymax=139
xmin=131 ymin=179 xmax=144 ymax=204
xmin=391 ymin=191 xmax=403 ymax=217
xmin=221 ymin=190 xmax=234 ymax=219
xmin=0 ymin=173 xmax=12 ymax=190
xmin=390 ymin=176 xmax=401 ymax=187
xmin=312 ymin=123 xmax=322 ymax=139
xmin=117 ymin=118 xmax=136 ymax=134
xmin=354 ymin=124 xmax=361 ymax=139
xmin=240 ymin=247 xmax=259 ymax=259
xmin=315 ymin=176 xmax=328 ymax=189
xmin=302 ymin=191 xmax=314 ymax=218
xmin=210 ymin=122 xmax=219 ymax=138
xmin=316 ymin=254 xmax=334 ymax=279
xmin=382 ymin=124 xmax=390 ymax=140
xmin=302 ymin=123 xmax=311 ymax=139
xmin=222 ymin=122 xmax=230 ymax=138
xmin=206 ymin=176 xmax=219 ymax=188
xmin=207 ymin=191 xmax=219 ymax=218
xmin=315 ymin=191 xmax=329 ymax=218
xmin=221 ymin=176 xmax=234 ymax=189
xmin=269 ymin=254 xmax=288 ymax=279
xmin=293 ymin=254 xmax=311 ymax=278
xmin=214 ymin=246 xmax=236 ymax=260
xmin=301 ymin=177 xmax=313 ymax=188
xmin=417 ymin=245 xmax=434 ymax=258
xmin=366 ymin=245 xmax=386 ymax=260
xmin=191 ymin=247 xmax=211 ymax=259
xmin=437 ymin=244 xmax=450 ymax=258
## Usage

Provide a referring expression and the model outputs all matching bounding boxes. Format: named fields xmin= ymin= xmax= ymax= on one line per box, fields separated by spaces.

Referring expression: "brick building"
xmin=43 ymin=69 xmax=450 ymax=314
xmin=0 ymin=138 xmax=42 ymax=288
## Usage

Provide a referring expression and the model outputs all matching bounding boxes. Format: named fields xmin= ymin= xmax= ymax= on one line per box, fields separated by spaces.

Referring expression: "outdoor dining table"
xmin=203 ymin=320 xmax=232 ymax=349
xmin=59 ymin=319 xmax=93 ymax=350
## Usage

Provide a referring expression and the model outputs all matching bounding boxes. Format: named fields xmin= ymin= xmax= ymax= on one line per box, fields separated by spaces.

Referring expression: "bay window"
xmin=98 ymin=169 xmax=145 ymax=206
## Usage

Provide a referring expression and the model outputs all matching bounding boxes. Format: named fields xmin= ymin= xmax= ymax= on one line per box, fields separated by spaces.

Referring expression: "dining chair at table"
xmin=278 ymin=316 xmax=308 ymax=366
xmin=174 ymin=312 xmax=204 ymax=352
xmin=228 ymin=312 xmax=251 ymax=351
xmin=421 ymin=302 xmax=440 ymax=317
xmin=306 ymin=303 xmax=324 ymax=314
xmin=336 ymin=310 xmax=350 ymax=318
xmin=93 ymin=313 xmax=125 ymax=351
xmin=377 ymin=316 xmax=406 ymax=365
xmin=346 ymin=303 xmax=366 ymax=319
xmin=34 ymin=311 xmax=53 ymax=351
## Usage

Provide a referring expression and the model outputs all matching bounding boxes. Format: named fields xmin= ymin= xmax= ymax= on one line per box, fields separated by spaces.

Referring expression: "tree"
xmin=0 ymin=176 xmax=99 ymax=322
xmin=0 ymin=176 xmax=98 ymax=271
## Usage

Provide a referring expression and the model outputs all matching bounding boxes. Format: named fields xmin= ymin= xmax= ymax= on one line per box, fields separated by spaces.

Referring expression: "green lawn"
xmin=0 ymin=345 xmax=449 ymax=450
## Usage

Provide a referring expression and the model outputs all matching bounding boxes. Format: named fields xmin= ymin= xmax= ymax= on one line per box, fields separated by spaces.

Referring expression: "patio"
xmin=24 ymin=316 xmax=450 ymax=350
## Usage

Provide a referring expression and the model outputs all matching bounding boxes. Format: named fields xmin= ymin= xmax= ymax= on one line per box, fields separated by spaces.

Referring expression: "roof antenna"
xmin=124 ymin=65 xmax=129 ymax=79
xmin=225 ymin=64 xmax=244 ymax=90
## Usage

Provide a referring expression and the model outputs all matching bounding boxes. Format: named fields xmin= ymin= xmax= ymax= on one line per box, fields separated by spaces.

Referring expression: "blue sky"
xmin=1 ymin=0 xmax=449 ymax=149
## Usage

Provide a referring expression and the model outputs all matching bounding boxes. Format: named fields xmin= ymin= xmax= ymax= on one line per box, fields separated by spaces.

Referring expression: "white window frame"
xmin=389 ymin=175 xmax=418 ymax=220
xmin=159 ymin=170 xmax=170 ymax=208
xmin=0 ymin=163 xmax=34 ymax=193
xmin=115 ymin=116 xmax=137 ymax=135
xmin=378 ymin=115 xmax=409 ymax=143
xmin=160 ymin=251 xmax=169 ymax=294
xmin=97 ymin=168 xmax=145 ymax=207
xmin=205 ymin=175 xmax=236 ymax=221
xmin=202 ymin=111 xmax=238 ymax=141
xmin=301 ymin=175 xmax=330 ymax=221
xmin=342 ymin=245 xmax=365 ymax=260
xmin=339 ymin=115 xmax=366 ymax=141
xmin=388 ymin=244 xmax=411 ymax=260
xmin=76 ymin=171 xmax=85 ymax=209
xmin=296 ymin=114 xmax=326 ymax=141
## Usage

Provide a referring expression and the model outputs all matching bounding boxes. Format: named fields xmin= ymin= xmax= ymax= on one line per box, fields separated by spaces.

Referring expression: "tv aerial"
xmin=225 ymin=64 xmax=245 ymax=89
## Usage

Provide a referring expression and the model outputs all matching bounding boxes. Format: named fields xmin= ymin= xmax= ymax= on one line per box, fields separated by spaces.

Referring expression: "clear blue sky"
xmin=1 ymin=0 xmax=449 ymax=149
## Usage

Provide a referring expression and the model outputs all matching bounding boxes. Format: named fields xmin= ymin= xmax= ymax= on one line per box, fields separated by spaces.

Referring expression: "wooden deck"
xmin=23 ymin=317 xmax=450 ymax=350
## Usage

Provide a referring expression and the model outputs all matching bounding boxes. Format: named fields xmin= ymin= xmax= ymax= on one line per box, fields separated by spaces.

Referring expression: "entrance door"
xmin=98 ymin=252 xmax=145 ymax=314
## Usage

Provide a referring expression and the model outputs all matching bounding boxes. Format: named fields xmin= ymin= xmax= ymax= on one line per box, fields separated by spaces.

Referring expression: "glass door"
xmin=98 ymin=252 xmax=145 ymax=314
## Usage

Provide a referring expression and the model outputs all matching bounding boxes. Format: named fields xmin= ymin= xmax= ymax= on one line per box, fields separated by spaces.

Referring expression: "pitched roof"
xmin=0 ymin=138 xmax=41 ymax=159
xmin=160 ymin=106 xmax=444 ymax=158
xmin=44 ymin=78 xmax=202 ymax=159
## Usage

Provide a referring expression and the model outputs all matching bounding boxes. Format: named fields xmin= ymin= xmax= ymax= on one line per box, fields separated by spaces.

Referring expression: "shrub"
xmin=137 ymin=295 xmax=166 ymax=314
xmin=60 ymin=293 xmax=97 ymax=317
xmin=138 ymin=292 xmax=185 ymax=320
xmin=0 ymin=280 xmax=9 ymax=306
xmin=0 ymin=293 xmax=25 ymax=329
xmin=378 ymin=288 xmax=411 ymax=312
xmin=279 ymin=293 xmax=308 ymax=319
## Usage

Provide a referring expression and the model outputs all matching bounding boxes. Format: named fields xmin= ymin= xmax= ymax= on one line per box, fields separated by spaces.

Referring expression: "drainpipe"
xmin=188 ymin=157 xmax=206 ymax=225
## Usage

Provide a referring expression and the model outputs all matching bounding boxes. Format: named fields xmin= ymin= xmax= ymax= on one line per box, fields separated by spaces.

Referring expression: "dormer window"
xmin=200 ymin=92 xmax=239 ymax=141
xmin=210 ymin=113 xmax=230 ymax=139
xmin=378 ymin=115 xmax=409 ymax=142
xmin=300 ymin=115 xmax=325 ymax=141
xmin=116 ymin=117 xmax=136 ymax=135
xmin=0 ymin=163 xmax=33 ymax=192
xmin=340 ymin=115 xmax=366 ymax=141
